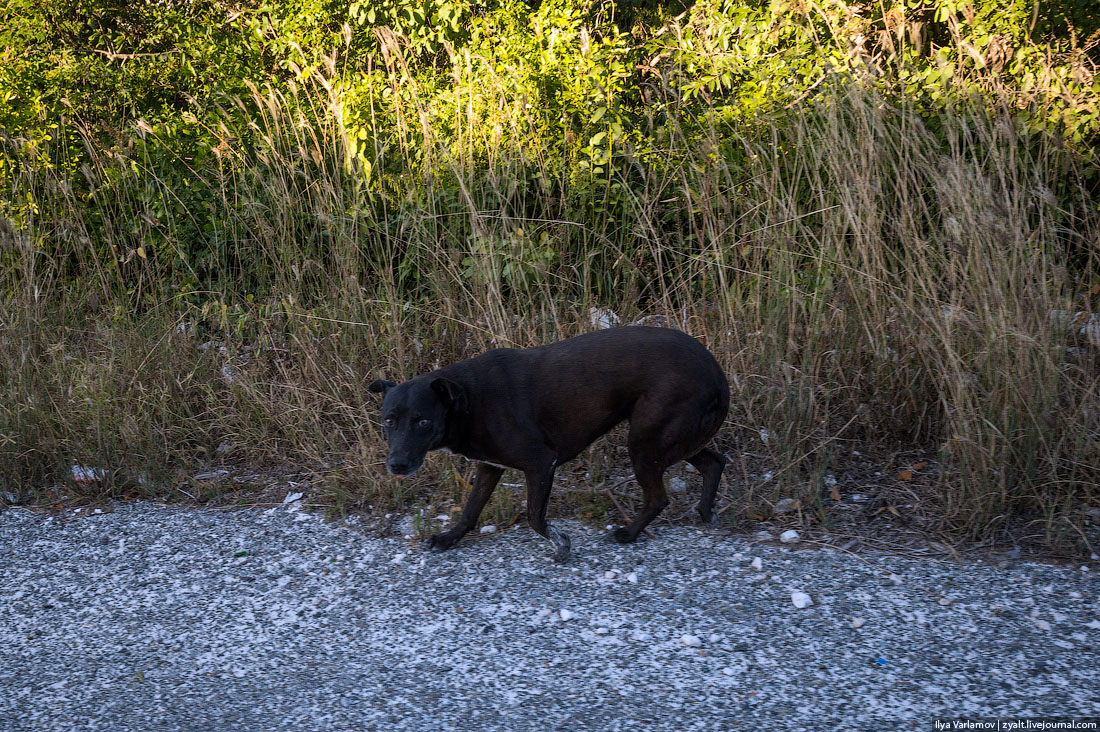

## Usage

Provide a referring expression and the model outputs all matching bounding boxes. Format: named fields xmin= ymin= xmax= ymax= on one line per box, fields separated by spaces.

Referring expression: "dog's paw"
xmin=698 ymin=508 xmax=718 ymax=525
xmin=426 ymin=531 xmax=460 ymax=552
xmin=611 ymin=527 xmax=637 ymax=544
xmin=549 ymin=528 xmax=571 ymax=564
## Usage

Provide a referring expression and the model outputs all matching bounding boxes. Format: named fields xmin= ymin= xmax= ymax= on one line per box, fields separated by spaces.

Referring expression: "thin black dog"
xmin=369 ymin=326 xmax=729 ymax=562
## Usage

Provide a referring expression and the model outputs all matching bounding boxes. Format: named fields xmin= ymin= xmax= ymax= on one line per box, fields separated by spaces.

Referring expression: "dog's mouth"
xmin=386 ymin=460 xmax=422 ymax=479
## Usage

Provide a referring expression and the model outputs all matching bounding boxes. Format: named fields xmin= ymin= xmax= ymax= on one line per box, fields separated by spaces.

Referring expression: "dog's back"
xmin=438 ymin=327 xmax=727 ymax=463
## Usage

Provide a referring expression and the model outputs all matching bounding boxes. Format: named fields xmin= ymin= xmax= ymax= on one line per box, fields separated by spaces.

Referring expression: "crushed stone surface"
xmin=2 ymin=502 xmax=1099 ymax=731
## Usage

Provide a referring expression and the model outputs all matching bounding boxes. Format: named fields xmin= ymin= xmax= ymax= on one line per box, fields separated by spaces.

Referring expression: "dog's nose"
xmin=387 ymin=460 xmax=409 ymax=477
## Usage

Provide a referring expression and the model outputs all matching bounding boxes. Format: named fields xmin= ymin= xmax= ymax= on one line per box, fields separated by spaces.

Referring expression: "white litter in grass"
xmin=391 ymin=553 xmax=406 ymax=565
xmin=888 ymin=573 xmax=903 ymax=585
xmin=680 ymin=634 xmax=702 ymax=647
xmin=750 ymin=557 xmax=763 ymax=571
xmin=779 ymin=530 xmax=800 ymax=544
xmin=851 ymin=617 xmax=866 ymax=629
xmin=282 ymin=491 xmax=303 ymax=504
xmin=71 ymin=466 xmax=108 ymax=483
xmin=559 ymin=609 xmax=576 ymax=622
xmin=774 ymin=498 xmax=799 ymax=514
xmin=589 ymin=307 xmax=621 ymax=330
xmin=791 ymin=592 xmax=813 ymax=609
xmin=1033 ymin=618 xmax=1052 ymax=631
xmin=626 ymin=572 xmax=638 ymax=584
xmin=480 ymin=525 xmax=496 ymax=534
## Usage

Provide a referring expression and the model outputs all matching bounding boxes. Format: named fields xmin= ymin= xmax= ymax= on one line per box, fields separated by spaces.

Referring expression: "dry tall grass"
xmin=2 ymin=53 xmax=1097 ymax=552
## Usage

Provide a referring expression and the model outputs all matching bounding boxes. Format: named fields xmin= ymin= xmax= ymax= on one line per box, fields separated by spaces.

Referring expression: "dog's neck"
xmin=440 ymin=404 xmax=468 ymax=452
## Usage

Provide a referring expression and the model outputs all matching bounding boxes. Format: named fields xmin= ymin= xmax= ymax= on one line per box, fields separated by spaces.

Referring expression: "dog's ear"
xmin=430 ymin=377 xmax=467 ymax=413
xmin=368 ymin=379 xmax=397 ymax=396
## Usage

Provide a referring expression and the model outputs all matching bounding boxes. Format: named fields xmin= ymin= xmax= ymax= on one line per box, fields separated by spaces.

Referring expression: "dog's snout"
xmin=388 ymin=456 xmax=425 ymax=477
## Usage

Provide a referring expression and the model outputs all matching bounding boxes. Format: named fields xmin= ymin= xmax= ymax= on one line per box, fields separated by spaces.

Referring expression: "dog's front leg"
xmin=427 ymin=463 xmax=504 ymax=552
xmin=524 ymin=462 xmax=570 ymax=563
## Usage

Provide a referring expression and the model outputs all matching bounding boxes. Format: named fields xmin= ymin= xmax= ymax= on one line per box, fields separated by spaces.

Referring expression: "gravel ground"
xmin=2 ymin=501 xmax=1099 ymax=731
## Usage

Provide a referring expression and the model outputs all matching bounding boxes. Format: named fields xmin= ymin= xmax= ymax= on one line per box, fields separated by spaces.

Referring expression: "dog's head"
xmin=368 ymin=376 xmax=466 ymax=478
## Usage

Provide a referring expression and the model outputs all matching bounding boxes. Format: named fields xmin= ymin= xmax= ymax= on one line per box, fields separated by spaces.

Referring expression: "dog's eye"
xmin=417 ymin=418 xmax=431 ymax=428
xmin=383 ymin=417 xmax=394 ymax=427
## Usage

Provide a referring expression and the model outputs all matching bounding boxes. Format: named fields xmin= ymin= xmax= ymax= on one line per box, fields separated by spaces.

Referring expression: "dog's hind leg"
xmin=615 ymin=401 xmax=709 ymax=543
xmin=612 ymin=457 xmax=670 ymax=544
xmin=688 ymin=447 xmax=726 ymax=524
xmin=524 ymin=461 xmax=570 ymax=563
xmin=427 ymin=463 xmax=504 ymax=552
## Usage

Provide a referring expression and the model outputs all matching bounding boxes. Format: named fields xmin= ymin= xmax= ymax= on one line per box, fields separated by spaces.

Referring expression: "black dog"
xmin=369 ymin=326 xmax=729 ymax=562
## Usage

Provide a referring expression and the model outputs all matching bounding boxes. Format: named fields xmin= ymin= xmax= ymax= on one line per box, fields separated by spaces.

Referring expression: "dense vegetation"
xmin=2 ymin=0 xmax=1099 ymax=553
